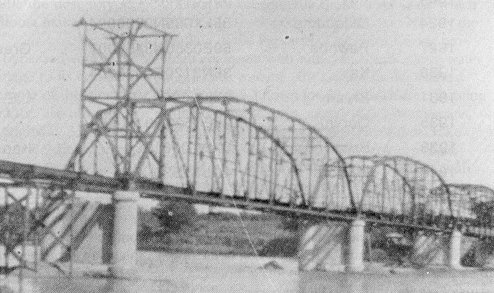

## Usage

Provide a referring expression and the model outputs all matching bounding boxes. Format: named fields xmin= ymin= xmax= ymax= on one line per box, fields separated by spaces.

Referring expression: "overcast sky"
xmin=1 ymin=0 xmax=494 ymax=187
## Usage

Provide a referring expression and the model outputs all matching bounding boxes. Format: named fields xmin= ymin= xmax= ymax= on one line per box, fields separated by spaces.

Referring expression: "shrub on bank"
xmin=259 ymin=236 xmax=298 ymax=257
xmin=152 ymin=200 xmax=197 ymax=234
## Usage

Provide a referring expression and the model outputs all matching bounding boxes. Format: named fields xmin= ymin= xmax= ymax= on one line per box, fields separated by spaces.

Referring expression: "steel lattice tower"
xmin=73 ymin=18 xmax=175 ymax=177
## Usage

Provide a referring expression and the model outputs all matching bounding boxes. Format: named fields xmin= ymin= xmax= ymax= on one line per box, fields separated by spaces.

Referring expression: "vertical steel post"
xmin=124 ymin=25 xmax=134 ymax=174
xmin=158 ymin=36 xmax=167 ymax=182
xmin=69 ymin=189 xmax=75 ymax=276
xmin=336 ymin=163 xmax=341 ymax=209
xmin=391 ymin=165 xmax=398 ymax=221
xmin=21 ymin=189 xmax=30 ymax=281
xmin=268 ymin=113 xmax=275 ymax=203
xmin=78 ymin=26 xmax=87 ymax=172
xmin=186 ymin=107 xmax=193 ymax=188
xmin=159 ymin=100 xmax=167 ymax=183
xmin=4 ymin=191 xmax=8 ymax=269
xmin=371 ymin=165 xmax=377 ymax=212
xmin=246 ymin=106 xmax=253 ymax=200
xmin=401 ymin=178 xmax=407 ymax=219
xmin=192 ymin=106 xmax=200 ymax=192
xmin=254 ymin=130 xmax=260 ymax=200
xmin=325 ymin=147 xmax=330 ymax=208
xmin=93 ymin=140 xmax=98 ymax=174
xmin=34 ymin=187 xmax=39 ymax=271
xmin=308 ymin=132 xmax=314 ymax=207
xmin=220 ymin=104 xmax=228 ymax=196
xmin=160 ymin=36 xmax=166 ymax=95
xmin=271 ymin=148 xmax=279 ymax=204
xmin=211 ymin=113 xmax=217 ymax=192
xmin=115 ymin=35 xmax=122 ymax=174
xmin=381 ymin=164 xmax=386 ymax=213
xmin=233 ymin=119 xmax=240 ymax=196
xmin=289 ymin=121 xmax=295 ymax=206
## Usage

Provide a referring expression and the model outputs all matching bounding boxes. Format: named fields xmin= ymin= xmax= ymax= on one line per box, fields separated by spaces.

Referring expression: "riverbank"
xmin=138 ymin=212 xmax=298 ymax=257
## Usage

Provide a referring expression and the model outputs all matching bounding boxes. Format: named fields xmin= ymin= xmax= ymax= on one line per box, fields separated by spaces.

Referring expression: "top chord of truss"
xmin=74 ymin=17 xmax=178 ymax=38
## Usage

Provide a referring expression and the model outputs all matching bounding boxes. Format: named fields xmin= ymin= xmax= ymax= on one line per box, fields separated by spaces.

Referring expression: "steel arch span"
xmin=327 ymin=155 xmax=455 ymax=231
xmin=66 ymin=90 xmax=464 ymax=233
xmin=67 ymin=96 xmax=353 ymax=209
xmin=440 ymin=184 xmax=494 ymax=237
xmin=342 ymin=156 xmax=417 ymax=222
xmin=378 ymin=156 xmax=454 ymax=229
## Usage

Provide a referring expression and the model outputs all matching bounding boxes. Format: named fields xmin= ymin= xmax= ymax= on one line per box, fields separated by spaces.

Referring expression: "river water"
xmin=0 ymin=252 xmax=493 ymax=292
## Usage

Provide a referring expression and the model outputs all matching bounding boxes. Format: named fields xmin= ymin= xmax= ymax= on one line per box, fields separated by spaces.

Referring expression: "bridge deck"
xmin=0 ymin=159 xmax=485 ymax=235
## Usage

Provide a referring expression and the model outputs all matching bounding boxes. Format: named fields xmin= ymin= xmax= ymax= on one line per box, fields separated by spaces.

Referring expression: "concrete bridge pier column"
xmin=298 ymin=219 xmax=366 ymax=272
xmin=448 ymin=230 xmax=462 ymax=269
xmin=346 ymin=219 xmax=365 ymax=273
xmin=108 ymin=190 xmax=139 ymax=279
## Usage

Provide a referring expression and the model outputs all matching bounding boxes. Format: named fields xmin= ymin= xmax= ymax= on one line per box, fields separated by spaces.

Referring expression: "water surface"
xmin=1 ymin=252 xmax=493 ymax=292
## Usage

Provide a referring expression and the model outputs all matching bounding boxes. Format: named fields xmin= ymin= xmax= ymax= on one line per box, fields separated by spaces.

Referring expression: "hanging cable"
xmin=192 ymin=96 xmax=276 ymax=290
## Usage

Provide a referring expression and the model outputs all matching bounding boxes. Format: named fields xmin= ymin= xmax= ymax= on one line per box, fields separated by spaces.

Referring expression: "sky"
xmin=1 ymin=0 xmax=494 ymax=187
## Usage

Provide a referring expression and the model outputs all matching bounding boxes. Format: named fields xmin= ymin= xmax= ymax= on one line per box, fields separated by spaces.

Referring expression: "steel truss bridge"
xmin=0 ymin=19 xmax=493 ymax=274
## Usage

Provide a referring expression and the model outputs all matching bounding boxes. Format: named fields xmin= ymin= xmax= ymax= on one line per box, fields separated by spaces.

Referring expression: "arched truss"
xmin=313 ymin=155 xmax=414 ymax=218
xmin=67 ymin=96 xmax=352 ymax=208
xmin=326 ymin=155 xmax=454 ymax=230
xmin=378 ymin=156 xmax=454 ymax=228
xmin=443 ymin=184 xmax=494 ymax=236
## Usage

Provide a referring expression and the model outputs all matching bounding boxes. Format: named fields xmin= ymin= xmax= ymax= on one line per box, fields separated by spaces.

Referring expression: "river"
xmin=0 ymin=252 xmax=493 ymax=292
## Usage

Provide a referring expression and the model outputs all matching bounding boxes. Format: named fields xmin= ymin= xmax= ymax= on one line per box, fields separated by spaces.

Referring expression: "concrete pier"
xmin=298 ymin=222 xmax=347 ymax=271
xmin=298 ymin=220 xmax=366 ymax=272
xmin=346 ymin=219 xmax=365 ymax=272
xmin=411 ymin=230 xmax=463 ymax=269
xmin=448 ymin=230 xmax=462 ymax=269
xmin=108 ymin=190 xmax=139 ymax=278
